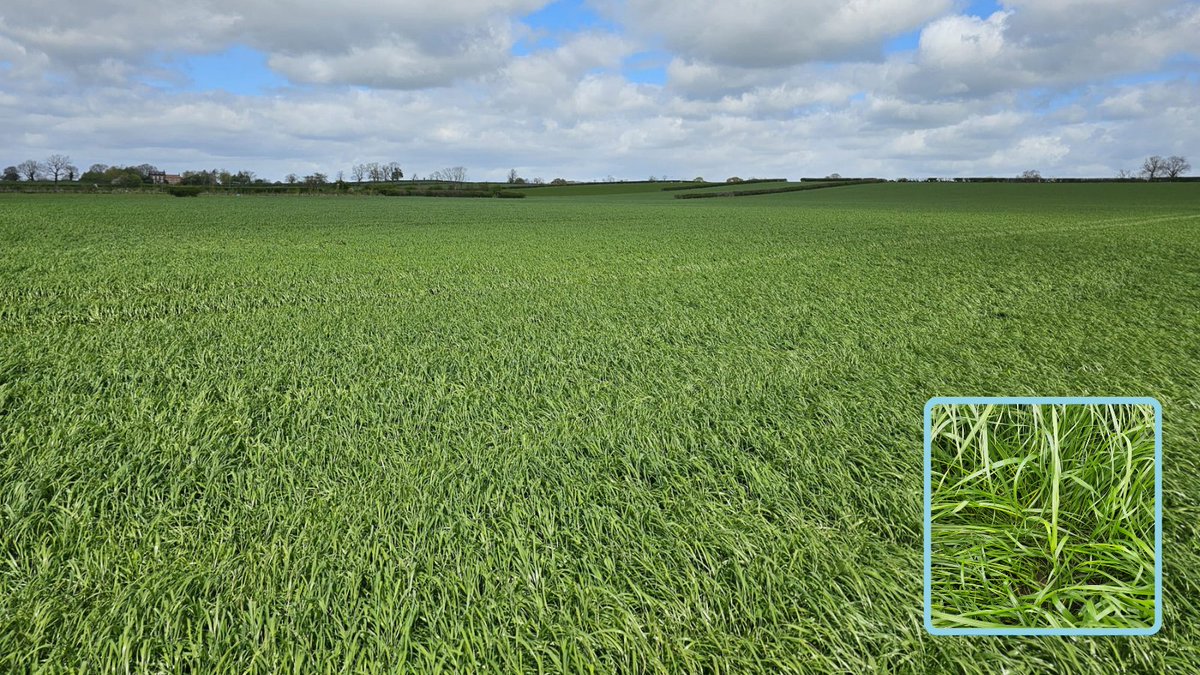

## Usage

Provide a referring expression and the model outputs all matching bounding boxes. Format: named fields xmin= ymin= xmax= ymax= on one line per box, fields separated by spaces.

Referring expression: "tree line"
xmin=3 ymin=155 xmax=79 ymax=183
xmin=941 ymin=155 xmax=1189 ymax=183
xmin=4 ymin=151 xmax=1189 ymax=188
xmin=1 ymin=154 xmax=462 ymax=187
xmin=1131 ymin=155 xmax=1191 ymax=180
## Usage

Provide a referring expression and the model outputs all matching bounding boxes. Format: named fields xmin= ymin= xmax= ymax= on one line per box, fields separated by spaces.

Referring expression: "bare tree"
xmin=87 ymin=163 xmax=109 ymax=174
xmin=434 ymin=166 xmax=466 ymax=184
xmin=386 ymin=162 xmax=403 ymax=181
xmin=17 ymin=159 xmax=41 ymax=181
xmin=285 ymin=173 xmax=298 ymax=184
xmin=507 ymin=168 xmax=520 ymax=184
xmin=1020 ymin=169 xmax=1042 ymax=182
xmin=1117 ymin=169 xmax=1135 ymax=179
xmin=66 ymin=165 xmax=79 ymax=181
xmin=367 ymin=162 xmax=384 ymax=182
xmin=43 ymin=154 xmax=71 ymax=183
xmin=351 ymin=164 xmax=367 ymax=182
xmin=1164 ymin=155 xmax=1191 ymax=179
xmin=1141 ymin=155 xmax=1166 ymax=179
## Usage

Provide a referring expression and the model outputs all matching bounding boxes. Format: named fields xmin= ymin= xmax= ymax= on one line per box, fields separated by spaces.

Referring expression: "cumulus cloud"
xmin=266 ymin=25 xmax=514 ymax=89
xmin=897 ymin=2 xmax=1200 ymax=98
xmin=0 ymin=0 xmax=1197 ymax=181
xmin=608 ymin=0 xmax=953 ymax=68
xmin=663 ymin=59 xmax=779 ymax=99
xmin=492 ymin=32 xmax=638 ymax=114
xmin=0 ymin=0 xmax=548 ymax=88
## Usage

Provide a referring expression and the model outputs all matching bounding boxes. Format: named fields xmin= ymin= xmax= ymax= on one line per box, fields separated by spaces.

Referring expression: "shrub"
xmin=167 ymin=186 xmax=203 ymax=197
xmin=112 ymin=173 xmax=145 ymax=188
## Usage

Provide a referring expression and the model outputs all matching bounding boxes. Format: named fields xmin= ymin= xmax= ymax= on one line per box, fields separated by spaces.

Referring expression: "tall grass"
xmin=1 ymin=186 xmax=1198 ymax=671
xmin=930 ymin=404 xmax=1157 ymax=629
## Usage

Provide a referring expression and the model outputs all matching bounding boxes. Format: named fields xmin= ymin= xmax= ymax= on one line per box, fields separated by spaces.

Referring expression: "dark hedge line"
xmin=510 ymin=179 xmax=705 ymax=190
xmin=660 ymin=178 xmax=790 ymax=192
xmin=674 ymin=180 xmax=884 ymax=199
xmin=949 ymin=177 xmax=1200 ymax=183
xmin=659 ymin=184 xmax=718 ymax=191
xmin=796 ymin=177 xmax=881 ymax=182
xmin=375 ymin=188 xmax=524 ymax=198
xmin=0 ymin=184 xmax=527 ymax=198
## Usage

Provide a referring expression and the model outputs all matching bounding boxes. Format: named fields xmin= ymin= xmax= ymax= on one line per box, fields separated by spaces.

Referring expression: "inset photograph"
xmin=924 ymin=398 xmax=1161 ymax=636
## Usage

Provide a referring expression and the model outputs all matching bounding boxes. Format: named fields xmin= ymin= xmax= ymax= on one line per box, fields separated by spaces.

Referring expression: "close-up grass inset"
xmin=928 ymin=402 xmax=1158 ymax=632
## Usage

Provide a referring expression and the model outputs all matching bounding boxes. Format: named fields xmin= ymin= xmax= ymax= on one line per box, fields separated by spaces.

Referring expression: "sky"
xmin=1 ymin=0 xmax=1197 ymax=182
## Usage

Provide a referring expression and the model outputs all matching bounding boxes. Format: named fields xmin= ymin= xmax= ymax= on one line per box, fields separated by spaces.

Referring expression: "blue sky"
xmin=1 ymin=0 xmax=1196 ymax=181
xmin=517 ymin=0 xmax=618 ymax=51
xmin=152 ymin=46 xmax=288 ymax=95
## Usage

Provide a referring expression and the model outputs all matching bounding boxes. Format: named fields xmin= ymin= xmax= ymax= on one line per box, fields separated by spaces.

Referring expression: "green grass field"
xmin=2 ymin=184 xmax=1199 ymax=672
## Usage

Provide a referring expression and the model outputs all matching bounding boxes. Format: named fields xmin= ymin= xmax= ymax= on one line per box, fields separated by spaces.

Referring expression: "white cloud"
xmin=610 ymin=0 xmax=953 ymax=68
xmin=0 ymin=1 xmax=548 ymax=88
xmin=0 ymin=0 xmax=1197 ymax=181
xmin=492 ymin=32 xmax=637 ymax=113
xmin=918 ymin=13 xmax=1008 ymax=70
xmin=999 ymin=0 xmax=1182 ymax=36
xmin=267 ymin=25 xmax=514 ymax=89
xmin=863 ymin=95 xmax=994 ymax=130
xmin=896 ymin=2 xmax=1200 ymax=98
xmin=664 ymin=59 xmax=778 ymax=99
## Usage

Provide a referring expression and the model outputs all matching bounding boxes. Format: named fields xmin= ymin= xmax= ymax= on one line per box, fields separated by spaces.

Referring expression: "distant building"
xmin=149 ymin=171 xmax=183 ymax=185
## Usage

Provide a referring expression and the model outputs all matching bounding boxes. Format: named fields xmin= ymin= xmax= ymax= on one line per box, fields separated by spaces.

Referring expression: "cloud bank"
xmin=0 ymin=0 xmax=1196 ymax=180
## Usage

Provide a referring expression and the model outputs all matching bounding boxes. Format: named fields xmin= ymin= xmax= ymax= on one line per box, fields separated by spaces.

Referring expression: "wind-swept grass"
xmin=930 ymin=403 xmax=1157 ymax=629
xmin=1 ymin=184 xmax=1198 ymax=672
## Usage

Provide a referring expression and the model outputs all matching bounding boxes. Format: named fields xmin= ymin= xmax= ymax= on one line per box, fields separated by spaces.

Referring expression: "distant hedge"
xmin=506 ymin=179 xmax=699 ymax=190
xmin=167 ymin=186 xmax=203 ymax=197
xmin=661 ymin=178 xmax=792 ymax=193
xmin=375 ymin=187 xmax=524 ymax=198
xmin=797 ymin=177 xmax=880 ymax=182
xmin=675 ymin=180 xmax=884 ymax=199
xmin=660 ymin=183 xmax=717 ymax=192
xmin=948 ymin=177 xmax=1200 ymax=183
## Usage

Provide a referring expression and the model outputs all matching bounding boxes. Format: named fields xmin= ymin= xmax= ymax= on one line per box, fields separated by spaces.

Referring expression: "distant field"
xmin=1 ymin=184 xmax=1199 ymax=672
